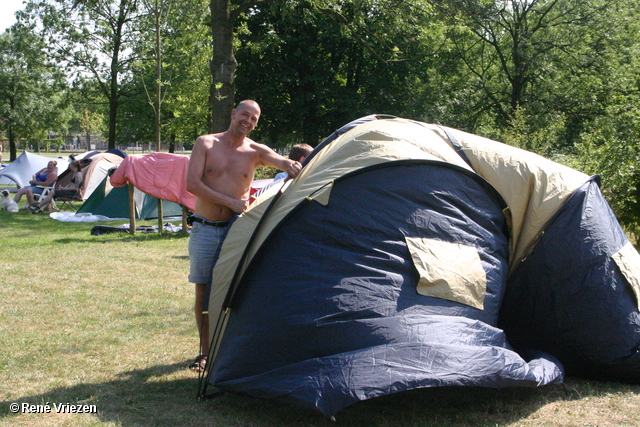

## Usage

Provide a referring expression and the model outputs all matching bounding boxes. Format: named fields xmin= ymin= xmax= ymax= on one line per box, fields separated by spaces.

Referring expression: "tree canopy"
xmin=1 ymin=0 xmax=639 ymax=234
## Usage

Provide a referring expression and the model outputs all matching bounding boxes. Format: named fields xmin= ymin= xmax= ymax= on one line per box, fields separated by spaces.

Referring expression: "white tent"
xmin=0 ymin=151 xmax=70 ymax=188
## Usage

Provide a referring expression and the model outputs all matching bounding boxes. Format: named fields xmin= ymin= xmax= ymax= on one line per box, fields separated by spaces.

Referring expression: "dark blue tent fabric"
xmin=209 ymin=162 xmax=563 ymax=416
xmin=500 ymin=177 xmax=640 ymax=382
xmin=106 ymin=148 xmax=127 ymax=158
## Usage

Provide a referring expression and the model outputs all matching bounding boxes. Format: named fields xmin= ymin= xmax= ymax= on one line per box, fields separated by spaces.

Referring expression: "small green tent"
xmin=77 ymin=176 xmax=184 ymax=220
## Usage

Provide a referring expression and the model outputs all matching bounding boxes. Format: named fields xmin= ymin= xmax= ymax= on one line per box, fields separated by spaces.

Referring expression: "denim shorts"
xmin=27 ymin=185 xmax=46 ymax=195
xmin=188 ymin=216 xmax=232 ymax=284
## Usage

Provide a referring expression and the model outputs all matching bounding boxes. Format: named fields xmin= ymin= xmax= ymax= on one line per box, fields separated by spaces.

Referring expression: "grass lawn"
xmin=1 ymin=210 xmax=640 ymax=426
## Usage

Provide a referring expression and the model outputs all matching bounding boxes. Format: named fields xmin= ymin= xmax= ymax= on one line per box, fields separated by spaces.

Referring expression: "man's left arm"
xmin=258 ymin=145 xmax=302 ymax=178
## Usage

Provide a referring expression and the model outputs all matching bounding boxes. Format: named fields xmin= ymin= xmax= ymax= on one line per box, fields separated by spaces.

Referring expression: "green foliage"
xmin=124 ymin=0 xmax=210 ymax=147
xmin=430 ymin=0 xmax=616 ymax=138
xmin=255 ymin=166 xmax=279 ymax=179
xmin=4 ymin=0 xmax=640 ymax=227
xmin=576 ymin=98 xmax=640 ymax=235
xmin=235 ymin=0 xmax=453 ymax=147
xmin=434 ymin=0 xmax=640 ymax=230
xmin=0 ymin=23 xmax=72 ymax=159
xmin=62 ymin=77 xmax=109 ymax=150
xmin=477 ymin=107 xmax=566 ymax=158
xmin=27 ymin=0 xmax=142 ymax=149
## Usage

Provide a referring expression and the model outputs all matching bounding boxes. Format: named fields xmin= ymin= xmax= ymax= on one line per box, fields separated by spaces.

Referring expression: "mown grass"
xmin=1 ymin=210 xmax=640 ymax=426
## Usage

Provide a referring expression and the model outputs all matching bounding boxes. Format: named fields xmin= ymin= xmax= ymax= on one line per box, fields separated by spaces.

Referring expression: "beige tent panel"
xmin=309 ymin=182 xmax=333 ymax=206
xmin=433 ymin=126 xmax=589 ymax=268
xmin=405 ymin=237 xmax=486 ymax=310
xmin=612 ymin=242 xmax=640 ymax=307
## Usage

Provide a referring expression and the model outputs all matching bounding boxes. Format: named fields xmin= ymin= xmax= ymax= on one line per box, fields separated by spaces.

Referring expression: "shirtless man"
xmin=186 ymin=100 xmax=301 ymax=372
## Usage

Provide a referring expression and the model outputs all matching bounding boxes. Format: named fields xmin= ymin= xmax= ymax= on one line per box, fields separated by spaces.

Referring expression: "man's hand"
xmin=230 ymin=198 xmax=250 ymax=213
xmin=287 ymin=160 xmax=303 ymax=178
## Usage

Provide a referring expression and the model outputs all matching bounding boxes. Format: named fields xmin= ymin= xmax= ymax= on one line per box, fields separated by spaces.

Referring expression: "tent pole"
xmin=182 ymin=205 xmax=188 ymax=235
xmin=157 ymin=198 xmax=163 ymax=234
xmin=128 ymin=182 xmax=136 ymax=235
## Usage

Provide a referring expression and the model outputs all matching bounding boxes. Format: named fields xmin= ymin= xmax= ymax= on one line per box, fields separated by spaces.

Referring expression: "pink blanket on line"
xmin=110 ymin=153 xmax=196 ymax=212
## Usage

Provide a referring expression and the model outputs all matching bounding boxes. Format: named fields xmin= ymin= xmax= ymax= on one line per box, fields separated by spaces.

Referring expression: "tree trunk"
xmin=106 ymin=0 xmax=129 ymax=151
xmin=154 ymin=0 xmax=163 ymax=152
xmin=108 ymin=96 xmax=118 ymax=150
xmin=8 ymin=126 xmax=16 ymax=162
xmin=210 ymin=0 xmax=237 ymax=133
xmin=168 ymin=133 xmax=175 ymax=153
xmin=8 ymin=96 xmax=17 ymax=161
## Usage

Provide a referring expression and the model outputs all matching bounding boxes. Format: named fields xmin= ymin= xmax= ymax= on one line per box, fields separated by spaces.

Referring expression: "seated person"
xmin=13 ymin=160 xmax=58 ymax=209
xmin=32 ymin=161 xmax=83 ymax=213
xmin=274 ymin=143 xmax=313 ymax=180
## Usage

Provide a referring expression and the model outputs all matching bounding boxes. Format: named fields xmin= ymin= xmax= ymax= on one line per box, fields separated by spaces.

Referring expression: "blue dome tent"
xmin=198 ymin=117 xmax=640 ymax=417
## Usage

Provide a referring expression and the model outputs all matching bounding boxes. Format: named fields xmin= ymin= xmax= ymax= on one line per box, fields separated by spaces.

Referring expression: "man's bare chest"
xmin=204 ymin=148 xmax=258 ymax=181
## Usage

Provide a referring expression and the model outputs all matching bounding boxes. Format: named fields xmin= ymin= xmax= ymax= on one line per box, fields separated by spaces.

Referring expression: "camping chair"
xmin=33 ymin=185 xmax=57 ymax=210
xmin=31 ymin=163 xmax=60 ymax=209
xmin=53 ymin=190 xmax=83 ymax=211
xmin=33 ymin=182 xmax=83 ymax=212
xmin=38 ymin=162 xmax=87 ymax=211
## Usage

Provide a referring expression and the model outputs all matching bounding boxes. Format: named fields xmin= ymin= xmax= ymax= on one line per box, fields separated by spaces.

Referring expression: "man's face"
xmin=231 ymin=103 xmax=261 ymax=135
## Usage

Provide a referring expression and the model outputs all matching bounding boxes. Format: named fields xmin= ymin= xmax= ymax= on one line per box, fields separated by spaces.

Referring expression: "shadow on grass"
xmin=0 ymin=211 xmax=189 ymax=243
xmin=54 ymin=230 xmax=190 ymax=245
xmin=0 ymin=359 xmax=601 ymax=427
xmin=0 ymin=361 xmax=325 ymax=427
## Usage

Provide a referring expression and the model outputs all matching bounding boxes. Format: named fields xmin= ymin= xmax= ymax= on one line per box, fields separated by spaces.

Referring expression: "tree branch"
xmin=230 ymin=0 xmax=269 ymax=23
